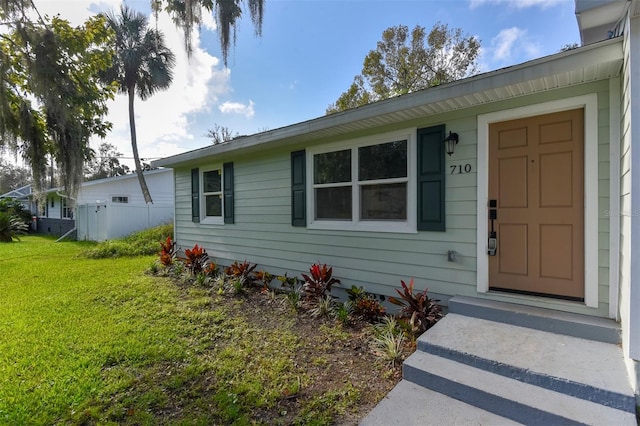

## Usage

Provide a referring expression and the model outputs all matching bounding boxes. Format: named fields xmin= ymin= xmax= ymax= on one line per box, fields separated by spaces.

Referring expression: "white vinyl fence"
xmin=76 ymin=203 xmax=173 ymax=242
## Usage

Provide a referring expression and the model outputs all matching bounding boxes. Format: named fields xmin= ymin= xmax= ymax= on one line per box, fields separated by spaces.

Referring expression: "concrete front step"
xmin=448 ymin=295 xmax=622 ymax=344
xmin=360 ymin=380 xmax=521 ymax=426
xmin=403 ymin=351 xmax=636 ymax=425
xmin=417 ymin=313 xmax=635 ymax=412
xmin=361 ymin=309 xmax=637 ymax=425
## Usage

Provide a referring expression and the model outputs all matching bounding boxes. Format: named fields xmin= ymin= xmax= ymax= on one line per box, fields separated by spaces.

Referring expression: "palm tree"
xmin=0 ymin=212 xmax=28 ymax=243
xmin=102 ymin=5 xmax=176 ymax=204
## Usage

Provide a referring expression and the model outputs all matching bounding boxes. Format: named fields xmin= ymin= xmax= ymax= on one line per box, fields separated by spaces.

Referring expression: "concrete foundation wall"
xmin=36 ymin=218 xmax=75 ymax=238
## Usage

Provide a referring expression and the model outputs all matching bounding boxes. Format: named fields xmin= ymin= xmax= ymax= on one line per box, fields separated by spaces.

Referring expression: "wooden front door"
xmin=488 ymin=109 xmax=584 ymax=300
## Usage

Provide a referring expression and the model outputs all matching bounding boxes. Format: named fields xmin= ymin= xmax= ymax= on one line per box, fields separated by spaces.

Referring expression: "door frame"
xmin=477 ymin=94 xmax=599 ymax=308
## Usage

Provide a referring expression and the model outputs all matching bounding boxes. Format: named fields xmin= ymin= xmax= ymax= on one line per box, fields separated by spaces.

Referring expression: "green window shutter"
xmin=223 ymin=162 xmax=234 ymax=224
xmin=191 ymin=168 xmax=200 ymax=223
xmin=417 ymin=125 xmax=446 ymax=231
xmin=291 ymin=150 xmax=306 ymax=227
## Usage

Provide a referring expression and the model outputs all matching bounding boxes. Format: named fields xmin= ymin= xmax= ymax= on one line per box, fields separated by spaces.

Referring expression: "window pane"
xmin=203 ymin=170 xmax=221 ymax=193
xmin=112 ymin=196 xmax=129 ymax=204
xmin=205 ymin=194 xmax=222 ymax=217
xmin=360 ymin=183 xmax=407 ymax=220
xmin=359 ymin=140 xmax=407 ymax=181
xmin=315 ymin=187 xmax=352 ymax=220
xmin=314 ymin=149 xmax=351 ymax=184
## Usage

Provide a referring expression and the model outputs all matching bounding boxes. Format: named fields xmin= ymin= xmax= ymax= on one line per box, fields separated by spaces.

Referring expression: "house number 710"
xmin=450 ymin=164 xmax=472 ymax=174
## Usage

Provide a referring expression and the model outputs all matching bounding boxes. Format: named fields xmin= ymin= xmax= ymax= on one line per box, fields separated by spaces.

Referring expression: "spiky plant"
xmin=372 ymin=316 xmax=405 ymax=368
xmin=309 ymin=295 xmax=337 ymax=319
xmin=0 ymin=212 xmax=28 ymax=242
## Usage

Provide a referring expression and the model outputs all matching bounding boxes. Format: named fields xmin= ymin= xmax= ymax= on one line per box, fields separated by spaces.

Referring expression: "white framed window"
xmin=201 ymin=166 xmax=223 ymax=224
xmin=61 ymin=198 xmax=73 ymax=219
xmin=308 ymin=129 xmax=417 ymax=233
xmin=111 ymin=196 xmax=129 ymax=204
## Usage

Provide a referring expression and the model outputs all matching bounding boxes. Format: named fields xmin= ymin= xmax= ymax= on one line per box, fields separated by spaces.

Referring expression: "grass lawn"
xmin=0 ymin=235 xmax=400 ymax=425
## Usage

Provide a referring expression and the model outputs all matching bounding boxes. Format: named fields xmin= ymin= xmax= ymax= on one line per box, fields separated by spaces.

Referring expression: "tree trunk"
xmin=128 ymin=86 xmax=153 ymax=204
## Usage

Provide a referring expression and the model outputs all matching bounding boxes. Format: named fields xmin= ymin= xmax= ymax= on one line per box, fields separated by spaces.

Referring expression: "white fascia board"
xmin=79 ymin=168 xmax=172 ymax=188
xmin=153 ymin=38 xmax=623 ymax=169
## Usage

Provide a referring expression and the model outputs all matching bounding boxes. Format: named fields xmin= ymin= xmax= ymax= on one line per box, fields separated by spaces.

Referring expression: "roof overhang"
xmin=153 ymin=37 xmax=623 ymax=169
xmin=78 ymin=167 xmax=172 ymax=188
xmin=576 ymin=0 xmax=630 ymax=45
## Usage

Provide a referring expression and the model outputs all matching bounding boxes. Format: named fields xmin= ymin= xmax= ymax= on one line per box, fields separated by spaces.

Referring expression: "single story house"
xmin=0 ymin=184 xmax=37 ymax=216
xmin=153 ymin=0 xmax=640 ymax=399
xmin=9 ymin=168 xmax=174 ymax=240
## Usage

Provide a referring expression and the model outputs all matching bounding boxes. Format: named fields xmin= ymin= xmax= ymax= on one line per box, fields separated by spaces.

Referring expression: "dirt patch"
xmin=185 ymin=286 xmax=409 ymax=425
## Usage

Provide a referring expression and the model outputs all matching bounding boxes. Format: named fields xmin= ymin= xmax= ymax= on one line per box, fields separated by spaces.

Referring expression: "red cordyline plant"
xmin=300 ymin=262 xmax=341 ymax=300
xmin=388 ymin=278 xmax=443 ymax=336
xmin=158 ymin=236 xmax=177 ymax=266
xmin=184 ymin=244 xmax=209 ymax=275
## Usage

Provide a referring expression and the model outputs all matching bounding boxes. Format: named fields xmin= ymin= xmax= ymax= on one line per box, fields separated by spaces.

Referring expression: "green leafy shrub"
xmin=388 ymin=278 xmax=443 ymax=337
xmin=277 ymin=272 xmax=300 ymax=290
xmin=300 ymin=263 xmax=341 ymax=301
xmin=195 ymin=272 xmax=208 ymax=286
xmin=230 ymin=277 xmax=248 ymax=295
xmin=172 ymin=261 xmax=185 ymax=277
xmin=82 ymin=223 xmax=173 ymax=258
xmin=0 ymin=198 xmax=31 ymax=227
xmin=346 ymin=285 xmax=366 ymax=302
xmin=334 ymin=301 xmax=354 ymax=325
xmin=0 ymin=212 xmax=28 ymax=242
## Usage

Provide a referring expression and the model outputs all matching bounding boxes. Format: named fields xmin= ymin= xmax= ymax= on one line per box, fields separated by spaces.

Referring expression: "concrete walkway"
xmin=361 ymin=296 xmax=637 ymax=425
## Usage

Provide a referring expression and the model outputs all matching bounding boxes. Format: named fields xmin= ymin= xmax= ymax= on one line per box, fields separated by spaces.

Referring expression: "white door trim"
xmin=609 ymin=77 xmax=621 ymax=320
xmin=476 ymin=94 xmax=599 ymax=308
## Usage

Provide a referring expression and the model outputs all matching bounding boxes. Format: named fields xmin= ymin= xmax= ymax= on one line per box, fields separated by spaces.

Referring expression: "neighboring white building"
xmin=6 ymin=169 xmax=174 ymax=240
xmin=75 ymin=168 xmax=174 ymax=241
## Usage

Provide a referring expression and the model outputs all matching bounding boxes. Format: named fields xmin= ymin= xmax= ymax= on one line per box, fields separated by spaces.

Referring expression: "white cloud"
xmin=200 ymin=8 xmax=217 ymax=32
xmin=490 ymin=27 xmax=541 ymax=64
xmin=492 ymin=27 xmax=524 ymax=61
xmin=469 ymin=0 xmax=563 ymax=9
xmin=33 ymin=0 xmax=120 ymax=25
xmin=219 ymin=100 xmax=255 ymax=119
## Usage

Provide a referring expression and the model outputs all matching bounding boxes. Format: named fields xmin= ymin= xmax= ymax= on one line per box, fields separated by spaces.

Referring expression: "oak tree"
xmin=0 ymin=2 xmax=116 ymax=199
xmin=327 ymin=23 xmax=480 ymax=114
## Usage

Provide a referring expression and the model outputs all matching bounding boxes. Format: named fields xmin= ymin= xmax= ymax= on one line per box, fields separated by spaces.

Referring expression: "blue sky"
xmin=29 ymin=0 xmax=580 ymax=167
